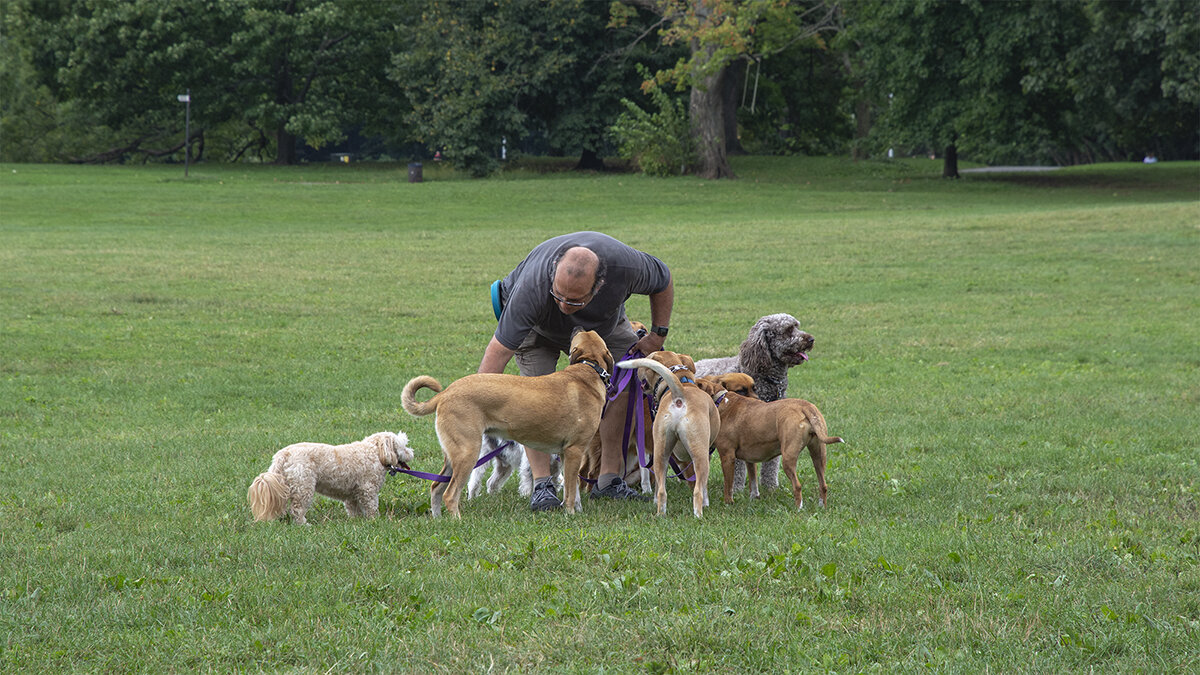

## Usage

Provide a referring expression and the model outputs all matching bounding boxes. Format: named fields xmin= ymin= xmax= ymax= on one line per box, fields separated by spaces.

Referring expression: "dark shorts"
xmin=514 ymin=318 xmax=638 ymax=377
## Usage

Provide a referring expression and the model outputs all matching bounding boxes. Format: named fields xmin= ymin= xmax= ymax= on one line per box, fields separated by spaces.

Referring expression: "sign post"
xmin=177 ymin=90 xmax=191 ymax=177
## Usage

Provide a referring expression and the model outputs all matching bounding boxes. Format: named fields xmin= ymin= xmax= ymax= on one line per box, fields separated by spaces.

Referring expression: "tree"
xmin=1052 ymin=0 xmax=1200 ymax=162
xmin=7 ymin=0 xmax=403 ymax=164
xmin=733 ymin=38 xmax=854 ymax=156
xmin=849 ymin=0 xmax=1199 ymax=173
xmin=616 ymin=0 xmax=840 ymax=179
xmin=225 ymin=0 xmax=407 ymax=164
xmin=390 ymin=0 xmax=659 ymax=176
xmin=851 ymin=0 xmax=1083 ymax=176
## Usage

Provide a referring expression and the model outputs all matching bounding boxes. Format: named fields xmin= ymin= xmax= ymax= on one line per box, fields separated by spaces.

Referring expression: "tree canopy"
xmin=5 ymin=0 xmax=403 ymax=164
xmin=3 ymin=0 xmax=1196 ymax=173
xmin=849 ymin=0 xmax=1199 ymax=175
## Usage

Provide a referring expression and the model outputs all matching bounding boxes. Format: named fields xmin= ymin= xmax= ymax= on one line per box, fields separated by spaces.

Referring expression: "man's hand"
xmin=633 ymin=332 xmax=666 ymax=356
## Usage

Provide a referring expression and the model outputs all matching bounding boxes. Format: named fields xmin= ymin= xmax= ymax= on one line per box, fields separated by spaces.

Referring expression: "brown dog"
xmin=616 ymin=351 xmax=719 ymax=518
xmin=698 ymin=373 xmax=758 ymax=400
xmin=706 ymin=390 xmax=843 ymax=509
xmin=579 ymin=394 xmax=651 ymax=493
xmin=579 ymin=319 xmax=653 ymax=494
xmin=401 ymin=330 xmax=614 ymax=518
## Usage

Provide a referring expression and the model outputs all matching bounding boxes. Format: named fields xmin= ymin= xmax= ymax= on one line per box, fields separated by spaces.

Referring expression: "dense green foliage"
xmin=2 ymin=1 xmax=1197 ymax=170
xmin=610 ymin=69 xmax=696 ymax=176
xmin=390 ymin=0 xmax=638 ymax=176
xmin=850 ymin=0 xmax=1200 ymax=165
xmin=3 ymin=0 xmax=404 ymax=163
xmin=1 ymin=158 xmax=1197 ymax=670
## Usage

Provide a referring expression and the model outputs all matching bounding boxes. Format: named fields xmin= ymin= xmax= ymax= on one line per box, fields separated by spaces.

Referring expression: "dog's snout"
xmin=800 ymin=333 xmax=815 ymax=349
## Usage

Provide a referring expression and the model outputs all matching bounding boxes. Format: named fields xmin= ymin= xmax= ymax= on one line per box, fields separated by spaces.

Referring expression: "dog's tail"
xmin=618 ymin=358 xmax=686 ymax=401
xmin=248 ymin=471 xmax=288 ymax=522
xmin=401 ymin=376 xmax=443 ymax=417
xmin=803 ymin=404 xmax=844 ymax=446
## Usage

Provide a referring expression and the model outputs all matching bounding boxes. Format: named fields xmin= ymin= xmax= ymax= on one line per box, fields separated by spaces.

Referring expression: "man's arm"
xmin=479 ymin=335 xmax=517 ymax=373
xmin=634 ymin=274 xmax=674 ymax=355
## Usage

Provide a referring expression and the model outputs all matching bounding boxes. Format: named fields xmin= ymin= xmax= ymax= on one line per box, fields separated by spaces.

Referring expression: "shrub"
xmin=609 ymin=81 xmax=695 ymax=177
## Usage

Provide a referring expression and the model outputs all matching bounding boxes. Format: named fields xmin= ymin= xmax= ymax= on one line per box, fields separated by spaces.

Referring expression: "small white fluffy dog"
xmin=247 ymin=431 xmax=414 ymax=525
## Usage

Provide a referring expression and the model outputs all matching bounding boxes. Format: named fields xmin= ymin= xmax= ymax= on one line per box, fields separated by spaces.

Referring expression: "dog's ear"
xmin=695 ymin=377 xmax=722 ymax=397
xmin=679 ymin=353 xmax=697 ymax=373
xmin=602 ymin=347 xmax=615 ymax=375
xmin=739 ymin=318 xmax=775 ymax=375
xmin=375 ymin=433 xmax=399 ymax=466
xmin=567 ymin=329 xmax=585 ymax=364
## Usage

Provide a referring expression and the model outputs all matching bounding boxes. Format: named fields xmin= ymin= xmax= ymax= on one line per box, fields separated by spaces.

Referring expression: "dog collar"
xmin=668 ymin=363 xmax=695 ymax=384
xmin=713 ymin=390 xmax=728 ymax=407
xmin=579 ymin=359 xmax=611 ymax=385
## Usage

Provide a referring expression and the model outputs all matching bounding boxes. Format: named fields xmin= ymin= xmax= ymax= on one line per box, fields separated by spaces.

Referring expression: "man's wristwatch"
xmin=650 ymin=325 xmax=669 ymax=338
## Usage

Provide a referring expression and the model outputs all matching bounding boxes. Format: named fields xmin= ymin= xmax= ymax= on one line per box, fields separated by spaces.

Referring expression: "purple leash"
xmin=610 ymin=347 xmax=651 ymax=471
xmin=612 ymin=349 xmax=696 ymax=482
xmin=389 ymin=440 xmax=513 ymax=483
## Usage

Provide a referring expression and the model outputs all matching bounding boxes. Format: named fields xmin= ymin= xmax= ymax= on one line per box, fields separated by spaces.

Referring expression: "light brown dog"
xmin=579 ymin=319 xmax=653 ymax=494
xmin=582 ymin=373 xmax=756 ymax=493
xmin=698 ymin=373 xmax=758 ymax=400
xmin=401 ymin=330 xmax=613 ymax=518
xmin=579 ymin=394 xmax=651 ymax=493
xmin=707 ymin=390 xmax=843 ymax=509
xmin=616 ymin=351 xmax=719 ymax=517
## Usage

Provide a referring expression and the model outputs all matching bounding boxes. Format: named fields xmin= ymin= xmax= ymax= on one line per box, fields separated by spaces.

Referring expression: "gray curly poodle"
xmin=694 ymin=313 xmax=814 ymax=493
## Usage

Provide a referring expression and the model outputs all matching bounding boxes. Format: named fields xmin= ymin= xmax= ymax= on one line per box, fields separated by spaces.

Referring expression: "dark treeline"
xmin=2 ymin=0 xmax=1196 ymax=178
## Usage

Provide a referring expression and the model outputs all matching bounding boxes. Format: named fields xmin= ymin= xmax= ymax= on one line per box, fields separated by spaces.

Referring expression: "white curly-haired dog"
xmin=694 ymin=313 xmax=814 ymax=494
xmin=247 ymin=431 xmax=414 ymax=525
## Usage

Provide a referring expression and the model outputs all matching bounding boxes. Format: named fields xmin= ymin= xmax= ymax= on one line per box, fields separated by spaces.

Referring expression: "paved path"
xmin=960 ymin=166 xmax=1059 ymax=173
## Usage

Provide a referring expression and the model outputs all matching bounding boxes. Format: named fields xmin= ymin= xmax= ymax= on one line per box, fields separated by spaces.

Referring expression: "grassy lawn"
xmin=1 ymin=157 xmax=1197 ymax=672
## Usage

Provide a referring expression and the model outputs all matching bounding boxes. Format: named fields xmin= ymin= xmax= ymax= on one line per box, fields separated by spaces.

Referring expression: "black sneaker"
xmin=590 ymin=479 xmax=651 ymax=501
xmin=529 ymin=480 xmax=562 ymax=511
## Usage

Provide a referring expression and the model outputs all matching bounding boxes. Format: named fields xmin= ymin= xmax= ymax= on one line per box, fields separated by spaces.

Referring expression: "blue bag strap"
xmin=490 ymin=279 xmax=503 ymax=320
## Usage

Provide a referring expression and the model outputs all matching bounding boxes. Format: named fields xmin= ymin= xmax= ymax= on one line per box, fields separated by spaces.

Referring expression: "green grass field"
xmin=1 ymin=157 xmax=1197 ymax=672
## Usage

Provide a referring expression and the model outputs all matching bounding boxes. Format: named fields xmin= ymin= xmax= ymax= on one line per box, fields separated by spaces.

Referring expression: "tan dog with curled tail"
xmin=616 ymin=350 xmax=720 ymax=518
xmin=401 ymin=330 xmax=613 ymax=518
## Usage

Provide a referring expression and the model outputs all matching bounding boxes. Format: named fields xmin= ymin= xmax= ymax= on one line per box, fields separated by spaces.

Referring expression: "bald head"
xmin=550 ymin=246 xmax=604 ymax=314
xmin=558 ymin=247 xmax=600 ymax=285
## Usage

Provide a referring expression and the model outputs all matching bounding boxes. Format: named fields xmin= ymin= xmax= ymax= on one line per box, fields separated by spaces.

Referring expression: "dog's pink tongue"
xmin=799 ymin=352 xmax=809 ymax=362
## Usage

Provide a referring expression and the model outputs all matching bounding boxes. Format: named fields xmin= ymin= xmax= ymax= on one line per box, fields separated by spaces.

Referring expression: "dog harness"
xmin=646 ymin=363 xmax=697 ymax=416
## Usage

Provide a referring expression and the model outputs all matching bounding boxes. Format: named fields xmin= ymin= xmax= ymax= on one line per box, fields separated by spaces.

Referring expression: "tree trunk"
xmin=691 ymin=62 xmax=735 ymax=180
xmin=574 ymin=147 xmax=606 ymax=171
xmin=852 ymin=97 xmax=872 ymax=160
xmin=722 ymin=61 xmax=746 ymax=156
xmin=275 ymin=126 xmax=297 ymax=165
xmin=942 ymin=142 xmax=959 ymax=178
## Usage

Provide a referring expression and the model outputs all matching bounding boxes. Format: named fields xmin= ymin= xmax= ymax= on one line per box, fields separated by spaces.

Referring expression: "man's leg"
xmin=592 ymin=318 xmax=650 ymax=501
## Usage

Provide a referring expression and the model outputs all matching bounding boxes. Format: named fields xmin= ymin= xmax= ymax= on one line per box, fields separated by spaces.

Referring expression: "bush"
xmin=609 ymin=82 xmax=695 ymax=177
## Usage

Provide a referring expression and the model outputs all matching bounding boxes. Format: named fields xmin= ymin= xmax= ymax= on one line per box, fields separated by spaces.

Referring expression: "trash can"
xmin=408 ymin=162 xmax=423 ymax=183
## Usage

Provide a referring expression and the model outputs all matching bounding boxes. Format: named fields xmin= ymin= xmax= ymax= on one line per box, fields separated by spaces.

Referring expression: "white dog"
xmin=467 ymin=435 xmax=526 ymax=498
xmin=467 ymin=435 xmax=562 ymax=499
xmin=247 ymin=431 xmax=414 ymax=525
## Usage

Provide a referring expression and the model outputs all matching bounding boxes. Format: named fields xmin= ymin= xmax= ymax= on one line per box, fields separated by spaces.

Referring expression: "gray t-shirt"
xmin=494 ymin=232 xmax=671 ymax=351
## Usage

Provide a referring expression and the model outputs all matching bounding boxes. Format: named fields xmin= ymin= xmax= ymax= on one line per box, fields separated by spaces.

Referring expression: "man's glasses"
xmin=549 ymin=286 xmax=589 ymax=307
